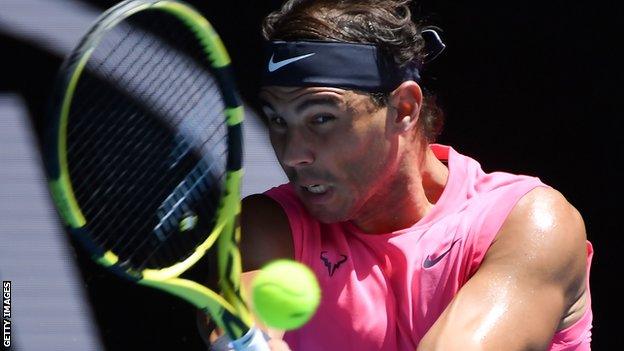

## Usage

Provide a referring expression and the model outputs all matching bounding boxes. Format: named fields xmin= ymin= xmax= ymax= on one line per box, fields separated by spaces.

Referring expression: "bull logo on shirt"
xmin=320 ymin=251 xmax=348 ymax=277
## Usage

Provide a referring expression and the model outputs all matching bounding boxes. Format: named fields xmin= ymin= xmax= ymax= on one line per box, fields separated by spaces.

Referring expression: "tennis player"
xmin=212 ymin=0 xmax=593 ymax=350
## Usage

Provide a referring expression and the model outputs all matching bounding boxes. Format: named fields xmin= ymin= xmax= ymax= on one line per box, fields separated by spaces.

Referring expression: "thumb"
xmin=268 ymin=338 xmax=292 ymax=351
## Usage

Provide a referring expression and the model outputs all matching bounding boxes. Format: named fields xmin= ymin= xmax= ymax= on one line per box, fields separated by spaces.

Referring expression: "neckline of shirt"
xmin=343 ymin=144 xmax=458 ymax=237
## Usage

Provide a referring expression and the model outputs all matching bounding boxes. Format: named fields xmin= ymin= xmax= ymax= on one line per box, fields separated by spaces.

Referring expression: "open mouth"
xmin=298 ymin=183 xmax=334 ymax=205
xmin=302 ymin=184 xmax=329 ymax=194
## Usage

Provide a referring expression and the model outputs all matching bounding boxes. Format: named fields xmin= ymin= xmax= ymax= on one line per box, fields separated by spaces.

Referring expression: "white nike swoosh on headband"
xmin=268 ymin=52 xmax=316 ymax=72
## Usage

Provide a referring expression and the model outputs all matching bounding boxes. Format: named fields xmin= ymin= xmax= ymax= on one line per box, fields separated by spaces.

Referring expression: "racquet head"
xmin=44 ymin=1 xmax=261 ymax=347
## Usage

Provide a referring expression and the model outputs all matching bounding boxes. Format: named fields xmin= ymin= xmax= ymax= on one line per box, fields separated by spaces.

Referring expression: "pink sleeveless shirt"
xmin=264 ymin=144 xmax=593 ymax=350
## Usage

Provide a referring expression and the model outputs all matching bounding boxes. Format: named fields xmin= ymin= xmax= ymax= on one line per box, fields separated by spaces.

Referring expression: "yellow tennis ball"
xmin=251 ymin=260 xmax=321 ymax=330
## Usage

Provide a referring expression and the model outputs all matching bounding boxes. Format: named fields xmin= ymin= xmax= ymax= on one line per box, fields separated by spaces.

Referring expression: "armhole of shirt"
xmin=263 ymin=185 xmax=308 ymax=263
xmin=465 ymin=178 xmax=550 ymax=279
xmin=550 ymin=240 xmax=594 ymax=347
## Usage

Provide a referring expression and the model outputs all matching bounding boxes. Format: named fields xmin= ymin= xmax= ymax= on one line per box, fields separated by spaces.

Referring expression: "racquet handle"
xmin=212 ymin=327 xmax=270 ymax=351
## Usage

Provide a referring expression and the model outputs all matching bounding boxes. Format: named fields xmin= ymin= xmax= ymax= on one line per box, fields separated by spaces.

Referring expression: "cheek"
xmin=269 ymin=133 xmax=296 ymax=181
xmin=269 ymin=132 xmax=286 ymax=164
xmin=351 ymin=141 xmax=391 ymax=189
xmin=268 ymin=130 xmax=282 ymax=154
xmin=335 ymin=124 xmax=393 ymax=196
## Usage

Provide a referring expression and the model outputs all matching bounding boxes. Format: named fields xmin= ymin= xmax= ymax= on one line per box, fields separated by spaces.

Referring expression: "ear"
xmin=388 ymin=81 xmax=423 ymax=133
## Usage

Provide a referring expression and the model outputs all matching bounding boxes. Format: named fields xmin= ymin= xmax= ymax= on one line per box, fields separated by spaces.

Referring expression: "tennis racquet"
xmin=43 ymin=1 xmax=268 ymax=349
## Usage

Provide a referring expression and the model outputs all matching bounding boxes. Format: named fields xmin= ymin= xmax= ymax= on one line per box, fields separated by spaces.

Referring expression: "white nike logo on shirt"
xmin=268 ymin=52 xmax=315 ymax=72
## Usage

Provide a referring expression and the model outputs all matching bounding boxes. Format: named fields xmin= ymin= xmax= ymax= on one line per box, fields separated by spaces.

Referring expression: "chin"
xmin=304 ymin=203 xmax=352 ymax=224
xmin=294 ymin=186 xmax=357 ymax=223
xmin=312 ymin=212 xmax=345 ymax=224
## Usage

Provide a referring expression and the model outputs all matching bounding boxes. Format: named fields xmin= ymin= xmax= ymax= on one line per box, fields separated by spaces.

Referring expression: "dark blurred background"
xmin=1 ymin=0 xmax=620 ymax=349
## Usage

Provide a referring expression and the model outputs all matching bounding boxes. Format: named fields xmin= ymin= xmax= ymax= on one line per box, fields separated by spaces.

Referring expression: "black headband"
xmin=261 ymin=29 xmax=446 ymax=92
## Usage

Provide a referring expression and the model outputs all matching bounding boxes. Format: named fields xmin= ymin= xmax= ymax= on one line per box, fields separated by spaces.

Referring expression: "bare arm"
xmin=239 ymin=193 xmax=294 ymax=271
xmin=418 ymin=187 xmax=588 ymax=351
xmin=239 ymin=194 xmax=295 ymax=340
xmin=199 ymin=193 xmax=294 ymax=346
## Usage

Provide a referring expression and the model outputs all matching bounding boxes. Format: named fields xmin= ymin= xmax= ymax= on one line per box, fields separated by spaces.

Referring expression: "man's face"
xmin=259 ymin=86 xmax=399 ymax=223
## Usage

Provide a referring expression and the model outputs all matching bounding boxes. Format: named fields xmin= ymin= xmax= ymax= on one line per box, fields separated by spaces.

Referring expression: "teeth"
xmin=305 ymin=184 xmax=328 ymax=194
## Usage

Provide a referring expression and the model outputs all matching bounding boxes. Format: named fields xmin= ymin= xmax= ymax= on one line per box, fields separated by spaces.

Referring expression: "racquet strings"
xmin=65 ymin=10 xmax=229 ymax=271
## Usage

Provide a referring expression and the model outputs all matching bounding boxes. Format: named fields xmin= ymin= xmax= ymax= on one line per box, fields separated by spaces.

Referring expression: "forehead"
xmin=259 ymin=86 xmax=369 ymax=110
xmin=260 ymin=86 xmax=344 ymax=105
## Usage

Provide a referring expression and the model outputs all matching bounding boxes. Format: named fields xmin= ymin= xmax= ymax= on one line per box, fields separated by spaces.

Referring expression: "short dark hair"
xmin=262 ymin=0 xmax=444 ymax=142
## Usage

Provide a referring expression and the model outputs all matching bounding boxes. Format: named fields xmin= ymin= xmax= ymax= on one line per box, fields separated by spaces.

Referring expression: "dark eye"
xmin=269 ymin=116 xmax=286 ymax=127
xmin=312 ymin=114 xmax=335 ymax=124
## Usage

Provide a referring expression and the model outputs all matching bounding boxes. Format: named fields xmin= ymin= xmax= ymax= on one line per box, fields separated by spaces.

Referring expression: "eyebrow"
xmin=258 ymin=95 xmax=343 ymax=117
xmin=260 ymin=100 xmax=274 ymax=112
xmin=295 ymin=96 xmax=342 ymax=114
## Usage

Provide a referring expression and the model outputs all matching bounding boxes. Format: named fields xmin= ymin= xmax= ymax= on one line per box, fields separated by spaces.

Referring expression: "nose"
xmin=281 ymin=129 xmax=314 ymax=168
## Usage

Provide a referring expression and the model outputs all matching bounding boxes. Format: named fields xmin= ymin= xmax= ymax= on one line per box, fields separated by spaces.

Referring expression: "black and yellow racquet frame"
xmin=44 ymin=1 xmax=264 ymax=348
